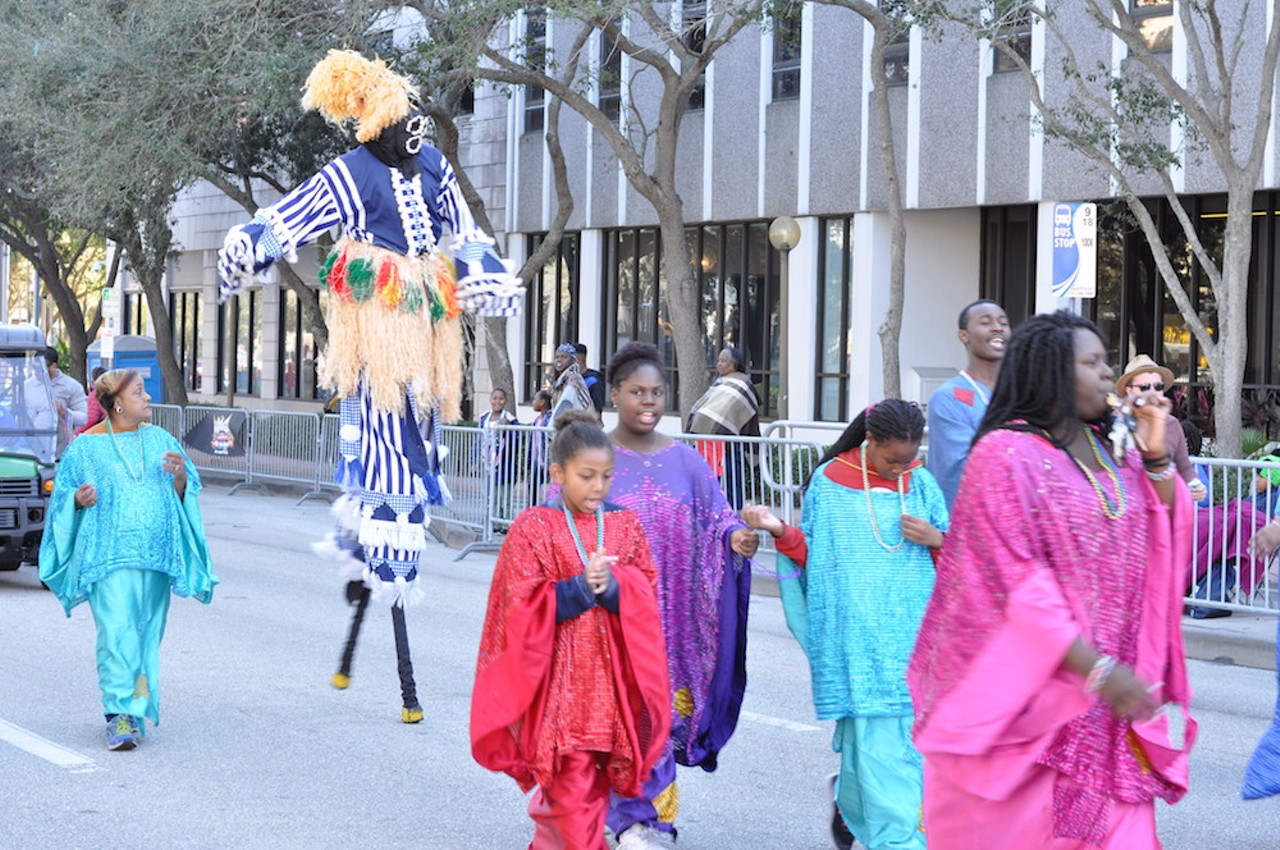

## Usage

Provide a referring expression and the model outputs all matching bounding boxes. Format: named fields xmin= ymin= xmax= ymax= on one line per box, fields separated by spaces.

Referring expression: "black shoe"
xmin=1188 ymin=606 xmax=1233 ymax=619
xmin=828 ymin=773 xmax=855 ymax=850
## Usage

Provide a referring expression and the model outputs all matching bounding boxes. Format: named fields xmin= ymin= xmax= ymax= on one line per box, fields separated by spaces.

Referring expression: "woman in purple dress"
xmin=603 ymin=342 xmax=760 ymax=849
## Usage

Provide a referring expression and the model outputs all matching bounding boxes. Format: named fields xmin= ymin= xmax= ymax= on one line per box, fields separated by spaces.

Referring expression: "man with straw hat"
xmin=1116 ymin=354 xmax=1204 ymax=500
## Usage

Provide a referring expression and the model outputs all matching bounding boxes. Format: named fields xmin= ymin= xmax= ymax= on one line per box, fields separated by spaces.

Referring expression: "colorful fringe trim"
xmin=318 ymin=238 xmax=464 ymax=419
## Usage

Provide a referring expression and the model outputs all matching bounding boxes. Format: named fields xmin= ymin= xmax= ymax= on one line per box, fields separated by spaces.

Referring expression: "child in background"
xmin=471 ymin=410 xmax=671 ymax=849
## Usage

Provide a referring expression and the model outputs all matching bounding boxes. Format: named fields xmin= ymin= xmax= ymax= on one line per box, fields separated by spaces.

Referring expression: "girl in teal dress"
xmin=40 ymin=369 xmax=217 ymax=751
xmin=742 ymin=400 xmax=947 ymax=850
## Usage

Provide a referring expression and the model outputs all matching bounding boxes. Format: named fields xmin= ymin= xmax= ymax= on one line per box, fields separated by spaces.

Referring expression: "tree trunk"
xmin=658 ymin=214 xmax=708 ymax=412
xmin=1212 ymin=190 xmax=1255 ymax=457
xmin=869 ymin=25 xmax=906 ymax=400
xmin=278 ymin=263 xmax=329 ymax=351
xmin=481 ymin=315 xmax=515 ymax=414
xmin=119 ymin=213 xmax=189 ymax=405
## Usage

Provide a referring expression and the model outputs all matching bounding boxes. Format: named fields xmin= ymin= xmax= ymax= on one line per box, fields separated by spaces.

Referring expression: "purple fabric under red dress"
xmin=908 ymin=427 xmax=1196 ymax=849
xmin=603 ymin=441 xmax=752 ymax=838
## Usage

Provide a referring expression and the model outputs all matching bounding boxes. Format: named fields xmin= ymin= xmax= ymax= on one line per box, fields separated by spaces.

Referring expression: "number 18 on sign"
xmin=1051 ymin=202 xmax=1097 ymax=299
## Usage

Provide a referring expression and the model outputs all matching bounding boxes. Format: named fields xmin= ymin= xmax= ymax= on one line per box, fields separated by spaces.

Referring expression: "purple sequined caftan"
xmin=605 ymin=442 xmax=752 ymax=837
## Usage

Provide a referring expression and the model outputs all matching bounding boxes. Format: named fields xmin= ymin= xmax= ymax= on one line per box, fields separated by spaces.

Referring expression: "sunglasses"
xmin=1135 ymin=382 xmax=1166 ymax=392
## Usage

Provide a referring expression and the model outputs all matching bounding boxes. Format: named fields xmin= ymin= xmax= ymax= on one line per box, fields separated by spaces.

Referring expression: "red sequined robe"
xmin=471 ymin=503 xmax=670 ymax=797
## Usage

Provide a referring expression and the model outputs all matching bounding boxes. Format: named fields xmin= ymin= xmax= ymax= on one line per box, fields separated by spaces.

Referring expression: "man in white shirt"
xmin=39 ymin=348 xmax=87 ymax=454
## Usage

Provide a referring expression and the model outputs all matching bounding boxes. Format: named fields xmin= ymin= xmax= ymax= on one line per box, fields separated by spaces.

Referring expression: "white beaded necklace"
xmin=836 ymin=450 xmax=907 ymax=553
xmin=106 ymin=419 xmax=146 ymax=485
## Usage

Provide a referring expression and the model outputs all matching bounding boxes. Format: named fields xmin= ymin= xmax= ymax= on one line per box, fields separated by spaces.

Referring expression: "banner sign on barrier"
xmin=183 ymin=411 xmax=247 ymax=456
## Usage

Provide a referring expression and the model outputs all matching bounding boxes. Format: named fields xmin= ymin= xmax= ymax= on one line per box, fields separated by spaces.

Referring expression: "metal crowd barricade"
xmin=244 ymin=410 xmax=325 ymax=501
xmin=431 ymin=425 xmax=493 ymax=553
xmin=311 ymin=413 xmax=342 ymax=505
xmin=1186 ymin=455 xmax=1280 ymax=616
xmin=673 ymin=432 xmax=825 ymax=554
xmin=148 ymin=403 xmax=184 ymax=440
xmin=179 ymin=404 xmax=252 ymax=487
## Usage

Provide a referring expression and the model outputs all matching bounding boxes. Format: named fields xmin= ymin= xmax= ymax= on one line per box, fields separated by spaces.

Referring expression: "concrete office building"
xmin=156 ymin=2 xmax=1274 ymax=422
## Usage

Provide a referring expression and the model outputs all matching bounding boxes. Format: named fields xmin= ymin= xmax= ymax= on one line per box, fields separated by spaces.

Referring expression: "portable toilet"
xmin=86 ymin=335 xmax=165 ymax=403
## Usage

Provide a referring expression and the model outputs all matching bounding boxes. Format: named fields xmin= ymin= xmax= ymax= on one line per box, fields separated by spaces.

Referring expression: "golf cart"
xmin=0 ymin=324 xmax=58 ymax=571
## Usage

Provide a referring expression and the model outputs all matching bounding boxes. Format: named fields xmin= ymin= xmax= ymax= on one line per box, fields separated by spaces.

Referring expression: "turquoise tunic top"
xmin=39 ymin=424 xmax=218 ymax=616
xmin=779 ymin=461 xmax=948 ymax=719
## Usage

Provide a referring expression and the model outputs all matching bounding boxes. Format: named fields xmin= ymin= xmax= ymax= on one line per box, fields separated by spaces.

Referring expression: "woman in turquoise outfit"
xmin=742 ymin=400 xmax=947 ymax=850
xmin=40 ymin=369 xmax=217 ymax=751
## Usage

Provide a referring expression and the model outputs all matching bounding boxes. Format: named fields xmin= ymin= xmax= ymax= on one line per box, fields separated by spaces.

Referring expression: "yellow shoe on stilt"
xmin=401 ymin=706 xmax=423 ymax=724
xmin=331 ymin=672 xmax=351 ymax=690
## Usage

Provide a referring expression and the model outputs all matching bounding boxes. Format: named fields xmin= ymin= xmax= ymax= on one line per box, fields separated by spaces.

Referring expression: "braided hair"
xmin=975 ymin=310 xmax=1106 ymax=446
xmin=809 ymin=398 xmax=925 ymax=487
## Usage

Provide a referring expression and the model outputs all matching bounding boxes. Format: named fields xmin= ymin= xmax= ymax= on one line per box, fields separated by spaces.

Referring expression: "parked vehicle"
xmin=0 ymin=325 xmax=58 ymax=571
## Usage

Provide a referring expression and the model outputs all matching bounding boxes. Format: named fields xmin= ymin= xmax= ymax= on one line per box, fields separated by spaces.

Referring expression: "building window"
xmin=1131 ymin=0 xmax=1173 ymax=53
xmin=278 ymin=289 xmax=327 ymax=400
xmin=457 ymin=79 xmax=476 ymax=115
xmin=599 ymin=24 xmax=623 ymax=122
xmin=602 ymin=222 xmax=781 ymax=415
xmin=991 ymin=0 xmax=1032 ymax=72
xmin=772 ymin=9 xmax=803 ymax=101
xmin=816 ymin=219 xmax=854 ymax=421
xmin=168 ymin=290 xmax=201 ymax=393
xmin=524 ymin=232 xmax=580 ymax=399
xmin=124 ymin=291 xmax=148 ymax=336
xmin=882 ymin=0 xmax=911 ymax=85
xmin=980 ymin=205 xmax=1037 ymax=328
xmin=524 ymin=8 xmax=547 ymax=133
xmin=217 ymin=290 xmax=261 ymax=396
xmin=683 ymin=0 xmax=707 ymax=110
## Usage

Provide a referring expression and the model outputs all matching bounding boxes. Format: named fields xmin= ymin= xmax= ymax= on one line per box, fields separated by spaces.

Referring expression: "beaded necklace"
xmin=1058 ymin=426 xmax=1127 ymax=520
xmin=562 ymin=504 xmax=605 ymax=565
xmin=106 ymin=419 xmax=146 ymax=485
xmin=835 ymin=451 xmax=907 ymax=553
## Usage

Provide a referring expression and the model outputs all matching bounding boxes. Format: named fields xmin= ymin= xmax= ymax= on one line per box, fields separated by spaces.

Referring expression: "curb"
xmin=1181 ymin=615 xmax=1277 ymax=671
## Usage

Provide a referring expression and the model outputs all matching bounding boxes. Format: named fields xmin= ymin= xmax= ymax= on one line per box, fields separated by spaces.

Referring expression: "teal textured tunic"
xmin=779 ymin=461 xmax=948 ymax=719
xmin=39 ymin=424 xmax=218 ymax=616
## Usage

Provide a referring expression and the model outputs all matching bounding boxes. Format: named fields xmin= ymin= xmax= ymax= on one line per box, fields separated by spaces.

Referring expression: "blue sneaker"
xmin=106 ymin=714 xmax=138 ymax=751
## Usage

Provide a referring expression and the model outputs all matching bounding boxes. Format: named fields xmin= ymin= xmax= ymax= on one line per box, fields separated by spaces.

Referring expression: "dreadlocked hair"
xmin=808 ymin=398 xmax=925 ymax=488
xmin=606 ymin=341 xmax=665 ymax=387
xmin=549 ymin=409 xmax=612 ymax=466
xmin=975 ymin=310 xmax=1106 ymax=447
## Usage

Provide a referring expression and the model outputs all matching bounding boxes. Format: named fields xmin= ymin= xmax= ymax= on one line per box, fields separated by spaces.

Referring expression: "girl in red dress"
xmin=471 ymin=411 xmax=671 ymax=849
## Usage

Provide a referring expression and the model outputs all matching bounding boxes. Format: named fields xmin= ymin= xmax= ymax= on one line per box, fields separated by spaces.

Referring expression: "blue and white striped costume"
xmin=220 ymin=142 xmax=520 ymax=606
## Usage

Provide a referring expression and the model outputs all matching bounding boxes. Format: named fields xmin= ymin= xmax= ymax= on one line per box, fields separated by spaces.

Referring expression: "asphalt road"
xmin=1 ymin=485 xmax=1278 ymax=849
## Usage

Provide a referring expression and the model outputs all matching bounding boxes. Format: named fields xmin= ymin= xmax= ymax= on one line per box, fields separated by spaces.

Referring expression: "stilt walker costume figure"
xmin=218 ymin=50 xmax=523 ymax=723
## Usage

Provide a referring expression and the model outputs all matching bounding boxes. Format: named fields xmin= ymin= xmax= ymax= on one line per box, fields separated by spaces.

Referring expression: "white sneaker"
xmin=616 ymin=824 xmax=674 ymax=849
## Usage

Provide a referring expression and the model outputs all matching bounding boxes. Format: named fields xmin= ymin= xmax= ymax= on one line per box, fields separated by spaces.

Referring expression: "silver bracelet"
xmin=1085 ymin=655 xmax=1117 ymax=694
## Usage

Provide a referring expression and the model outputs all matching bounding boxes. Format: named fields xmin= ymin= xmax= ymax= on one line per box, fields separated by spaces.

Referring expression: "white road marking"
xmin=0 ymin=718 xmax=102 ymax=773
xmin=739 ymin=710 xmax=822 ymax=733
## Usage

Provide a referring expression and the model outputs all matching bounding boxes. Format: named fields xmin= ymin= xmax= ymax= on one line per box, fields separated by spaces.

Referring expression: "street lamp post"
xmin=768 ymin=215 xmax=801 ymax=420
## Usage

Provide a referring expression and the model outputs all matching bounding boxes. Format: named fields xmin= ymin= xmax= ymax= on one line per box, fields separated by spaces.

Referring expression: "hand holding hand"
xmin=730 ymin=527 xmax=761 ymax=557
xmin=585 ymin=551 xmax=618 ymax=595
xmin=739 ymin=504 xmax=784 ymax=537
xmin=901 ymin=515 xmax=944 ymax=549
xmin=74 ymin=482 xmax=97 ymax=508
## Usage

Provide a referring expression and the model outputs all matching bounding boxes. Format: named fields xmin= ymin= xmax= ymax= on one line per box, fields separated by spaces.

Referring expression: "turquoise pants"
xmin=87 ymin=568 xmax=171 ymax=728
xmin=833 ymin=715 xmax=925 ymax=850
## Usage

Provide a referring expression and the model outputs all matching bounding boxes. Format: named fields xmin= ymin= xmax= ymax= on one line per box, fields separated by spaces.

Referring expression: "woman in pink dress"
xmin=908 ymin=311 xmax=1196 ymax=849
